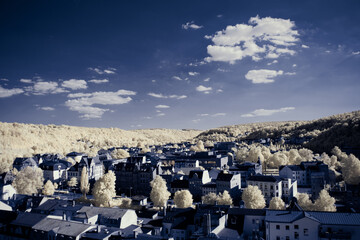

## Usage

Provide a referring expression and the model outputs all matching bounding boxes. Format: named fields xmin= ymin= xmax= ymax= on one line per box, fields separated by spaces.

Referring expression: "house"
xmin=189 ymin=170 xmax=211 ymax=200
xmin=74 ymin=206 xmax=137 ymax=229
xmin=162 ymin=207 xmax=196 ymax=239
xmin=79 ymin=156 xmax=104 ymax=181
xmin=227 ymin=208 xmax=266 ymax=239
xmin=202 ymin=183 xmax=217 ymax=196
xmin=13 ymin=157 xmax=38 ymax=171
xmin=247 ymin=175 xmax=283 ymax=203
xmin=216 ymin=172 xmax=241 ymax=201
xmin=265 ymin=210 xmax=360 ymax=240
xmin=190 ymin=152 xmax=229 ymax=169
xmin=30 ymin=217 xmax=95 ymax=240
xmin=171 ymin=179 xmax=189 ymax=194
xmin=6 ymin=212 xmax=49 ymax=239
xmin=0 ymin=184 xmax=16 ymax=200
xmin=282 ymin=178 xmax=298 ymax=203
xmin=132 ymin=195 xmax=148 ymax=206
xmin=39 ymin=160 xmax=68 ymax=183
xmin=279 ymin=165 xmax=306 ymax=186
xmin=229 ymin=161 xmax=262 ymax=188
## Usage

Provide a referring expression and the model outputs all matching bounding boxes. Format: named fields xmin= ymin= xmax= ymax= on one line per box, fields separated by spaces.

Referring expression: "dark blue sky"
xmin=0 ymin=0 xmax=359 ymax=130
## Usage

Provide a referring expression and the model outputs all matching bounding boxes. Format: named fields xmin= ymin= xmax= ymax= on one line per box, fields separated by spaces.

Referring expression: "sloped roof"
xmin=265 ymin=210 xmax=319 ymax=223
xmin=248 ymin=175 xmax=280 ymax=183
xmin=217 ymin=172 xmax=234 ymax=182
xmin=32 ymin=218 xmax=93 ymax=237
xmin=76 ymin=206 xmax=132 ymax=219
xmin=309 ymin=212 xmax=360 ymax=225
xmin=11 ymin=212 xmax=48 ymax=227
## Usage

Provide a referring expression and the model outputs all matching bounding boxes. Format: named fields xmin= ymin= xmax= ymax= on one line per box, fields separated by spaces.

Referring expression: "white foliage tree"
xmin=92 ymin=170 xmax=116 ymax=207
xmin=202 ymin=192 xmax=218 ymax=205
xmin=217 ymin=190 xmax=233 ymax=205
xmin=42 ymin=180 xmax=55 ymax=196
xmin=111 ymin=149 xmax=130 ymax=159
xmin=150 ymin=175 xmax=170 ymax=208
xmin=12 ymin=166 xmax=44 ymax=195
xmin=80 ymin=167 xmax=90 ymax=198
xmin=341 ymin=154 xmax=360 ymax=185
xmin=68 ymin=177 xmax=78 ymax=187
xmin=174 ymin=190 xmax=193 ymax=208
xmin=242 ymin=185 xmax=266 ymax=209
xmin=296 ymin=193 xmax=314 ymax=211
xmin=269 ymin=197 xmax=285 ymax=210
xmin=313 ymin=189 xmax=336 ymax=212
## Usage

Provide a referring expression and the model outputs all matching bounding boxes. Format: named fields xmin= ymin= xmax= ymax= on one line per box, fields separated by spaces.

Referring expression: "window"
xmin=276 ymin=225 xmax=280 ymax=230
xmin=276 ymin=237 xmax=280 ymax=240
xmin=294 ymin=225 xmax=299 ymax=229
xmin=286 ymin=236 xmax=290 ymax=240
xmin=304 ymin=228 xmax=308 ymax=236
xmin=252 ymin=219 xmax=255 ymax=224
xmin=294 ymin=232 xmax=299 ymax=239
xmin=286 ymin=225 xmax=289 ymax=230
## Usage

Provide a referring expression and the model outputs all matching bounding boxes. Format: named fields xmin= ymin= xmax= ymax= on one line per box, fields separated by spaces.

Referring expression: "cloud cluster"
xmin=62 ymin=79 xmax=87 ymax=90
xmin=65 ymin=89 xmax=136 ymax=119
xmin=88 ymin=67 xmax=116 ymax=75
xmin=28 ymin=81 xmax=68 ymax=95
xmin=148 ymin=93 xmax=187 ymax=99
xmin=155 ymin=105 xmax=170 ymax=109
xmin=245 ymin=69 xmax=284 ymax=84
xmin=189 ymin=72 xmax=199 ymax=76
xmin=205 ymin=16 xmax=299 ymax=64
xmin=182 ymin=21 xmax=203 ymax=30
xmin=0 ymin=86 xmax=24 ymax=98
xmin=40 ymin=107 xmax=55 ymax=111
xmin=241 ymin=107 xmax=295 ymax=117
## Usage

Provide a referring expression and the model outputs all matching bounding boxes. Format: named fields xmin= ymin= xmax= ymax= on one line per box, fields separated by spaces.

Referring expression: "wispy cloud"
xmin=155 ymin=104 xmax=170 ymax=109
xmin=62 ymin=79 xmax=87 ymax=90
xmin=212 ymin=113 xmax=226 ymax=117
xmin=301 ymin=44 xmax=310 ymax=49
xmin=0 ymin=86 xmax=24 ymax=98
xmin=172 ymin=76 xmax=183 ymax=81
xmin=241 ymin=107 xmax=295 ymax=117
xmin=65 ymin=89 xmax=136 ymax=119
xmin=245 ymin=69 xmax=283 ymax=84
xmin=148 ymin=93 xmax=187 ymax=99
xmin=89 ymin=79 xmax=109 ymax=84
xmin=352 ymin=51 xmax=360 ymax=55
xmin=182 ymin=21 xmax=203 ymax=30
xmin=205 ymin=16 xmax=299 ymax=64
xmin=39 ymin=106 xmax=55 ymax=111
xmin=203 ymin=78 xmax=210 ymax=82
xmin=157 ymin=113 xmax=165 ymax=117
xmin=20 ymin=79 xmax=33 ymax=83
xmin=88 ymin=67 xmax=117 ymax=75
xmin=189 ymin=72 xmax=199 ymax=76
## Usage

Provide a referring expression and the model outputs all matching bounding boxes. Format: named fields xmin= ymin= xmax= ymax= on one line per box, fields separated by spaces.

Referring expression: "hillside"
xmin=196 ymin=110 xmax=360 ymax=155
xmin=0 ymin=122 xmax=202 ymax=172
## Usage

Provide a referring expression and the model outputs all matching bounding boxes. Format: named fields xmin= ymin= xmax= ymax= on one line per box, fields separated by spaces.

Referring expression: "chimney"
xmin=72 ymin=200 xmax=75 ymax=207
xmin=63 ymin=211 xmax=66 ymax=220
xmin=203 ymin=213 xmax=211 ymax=236
xmin=97 ymin=225 xmax=101 ymax=233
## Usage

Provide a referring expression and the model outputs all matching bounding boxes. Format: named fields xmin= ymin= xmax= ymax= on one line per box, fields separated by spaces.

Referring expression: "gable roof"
xmin=32 ymin=218 xmax=94 ymax=237
xmin=265 ymin=210 xmax=319 ymax=223
xmin=248 ymin=175 xmax=280 ymax=183
xmin=11 ymin=212 xmax=48 ymax=227
xmin=76 ymin=206 xmax=132 ymax=220
xmin=216 ymin=172 xmax=235 ymax=182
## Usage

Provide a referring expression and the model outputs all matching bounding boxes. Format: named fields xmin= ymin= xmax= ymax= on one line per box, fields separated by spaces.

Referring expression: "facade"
xmin=189 ymin=170 xmax=211 ymax=199
xmin=247 ymin=175 xmax=283 ymax=203
xmin=39 ymin=161 xmax=68 ymax=183
xmin=216 ymin=172 xmax=241 ymax=200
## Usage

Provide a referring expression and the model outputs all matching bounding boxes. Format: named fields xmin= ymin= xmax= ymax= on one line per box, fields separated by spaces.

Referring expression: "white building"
xmin=247 ymin=175 xmax=283 ymax=203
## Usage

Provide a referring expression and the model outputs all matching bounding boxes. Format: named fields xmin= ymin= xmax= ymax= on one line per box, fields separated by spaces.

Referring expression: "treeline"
xmin=196 ymin=110 xmax=360 ymax=156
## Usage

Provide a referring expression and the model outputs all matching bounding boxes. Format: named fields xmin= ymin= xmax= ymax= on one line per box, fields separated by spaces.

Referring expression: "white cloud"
xmin=217 ymin=14 xmax=223 ymax=18
xmin=204 ymin=78 xmax=210 ymax=82
xmin=212 ymin=113 xmax=226 ymax=117
xmin=241 ymin=107 xmax=295 ymax=117
xmin=182 ymin=21 xmax=203 ymax=30
xmin=65 ymin=89 xmax=136 ymax=119
xmin=88 ymin=67 xmax=116 ymax=75
xmin=284 ymin=72 xmax=296 ymax=76
xmin=267 ymin=60 xmax=278 ymax=65
xmin=40 ymin=107 xmax=55 ymax=111
xmin=152 ymin=80 xmax=156 ymax=83
xmin=155 ymin=104 xmax=170 ymax=109
xmin=216 ymin=89 xmax=223 ymax=93
xmin=89 ymin=79 xmax=109 ymax=84
xmin=172 ymin=76 xmax=182 ymax=81
xmin=20 ymin=79 xmax=33 ymax=83
xmin=0 ymin=86 xmax=24 ymax=98
xmin=302 ymin=44 xmax=309 ymax=49
xmin=198 ymin=113 xmax=209 ymax=117
xmin=29 ymin=81 xmax=68 ymax=95
xmin=0 ymin=78 xmax=9 ymax=82
xmin=143 ymin=116 xmax=152 ymax=119
xmin=292 ymin=64 xmax=297 ymax=67
xmin=217 ymin=68 xmax=229 ymax=72
xmin=245 ymin=69 xmax=283 ymax=84
xmin=157 ymin=113 xmax=166 ymax=117
xmin=352 ymin=51 xmax=360 ymax=55
xmin=325 ymin=50 xmax=331 ymax=53
xmin=192 ymin=119 xmax=201 ymax=123
xmin=62 ymin=79 xmax=87 ymax=90
xmin=189 ymin=72 xmax=199 ymax=76
xmin=148 ymin=93 xmax=187 ymax=99
xmin=196 ymin=85 xmax=212 ymax=92
xmin=205 ymin=16 xmax=299 ymax=64
xmin=67 ymin=93 xmax=92 ymax=98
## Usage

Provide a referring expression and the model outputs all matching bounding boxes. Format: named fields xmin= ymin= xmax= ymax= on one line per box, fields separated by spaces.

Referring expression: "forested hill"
xmin=195 ymin=110 xmax=360 ymax=155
